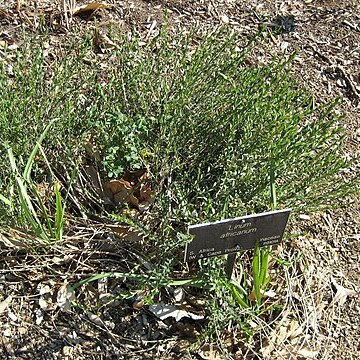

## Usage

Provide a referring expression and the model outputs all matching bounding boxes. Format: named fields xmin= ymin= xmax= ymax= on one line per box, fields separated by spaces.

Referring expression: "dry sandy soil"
xmin=0 ymin=1 xmax=359 ymax=359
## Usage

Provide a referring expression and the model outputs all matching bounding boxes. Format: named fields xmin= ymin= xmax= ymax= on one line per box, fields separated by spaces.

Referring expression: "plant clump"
xmin=0 ymin=28 xmax=357 ymax=348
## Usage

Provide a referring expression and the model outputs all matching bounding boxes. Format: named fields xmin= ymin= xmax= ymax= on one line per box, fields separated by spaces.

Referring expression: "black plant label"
xmin=185 ymin=209 xmax=291 ymax=262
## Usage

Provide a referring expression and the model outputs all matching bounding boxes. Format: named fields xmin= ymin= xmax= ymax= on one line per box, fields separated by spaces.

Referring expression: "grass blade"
xmin=253 ymin=245 xmax=262 ymax=305
xmin=270 ymin=160 xmax=277 ymax=211
xmin=23 ymin=119 xmax=56 ymax=182
xmin=0 ymin=194 xmax=11 ymax=207
xmin=259 ymin=247 xmax=270 ymax=285
xmin=72 ymin=272 xmax=144 ymax=290
xmin=31 ymin=183 xmax=55 ymax=238
xmin=226 ymin=280 xmax=250 ymax=308
xmin=54 ymin=181 xmax=64 ymax=241
xmin=7 ymin=147 xmax=49 ymax=241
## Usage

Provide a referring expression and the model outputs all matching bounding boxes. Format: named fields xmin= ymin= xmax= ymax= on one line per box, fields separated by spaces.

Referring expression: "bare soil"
xmin=0 ymin=1 xmax=359 ymax=359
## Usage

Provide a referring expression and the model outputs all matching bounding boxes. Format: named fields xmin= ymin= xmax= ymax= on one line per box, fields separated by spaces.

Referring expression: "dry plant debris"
xmin=0 ymin=0 xmax=359 ymax=359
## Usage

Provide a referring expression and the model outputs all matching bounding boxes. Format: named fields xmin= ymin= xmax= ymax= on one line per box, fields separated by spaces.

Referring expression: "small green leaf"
xmin=0 ymin=193 xmax=11 ymax=206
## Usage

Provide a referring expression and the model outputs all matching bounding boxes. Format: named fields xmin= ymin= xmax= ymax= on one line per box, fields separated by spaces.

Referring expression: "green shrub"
xmin=1 ymin=30 xmax=355 ymax=225
xmin=98 ymin=31 xmax=354 ymax=224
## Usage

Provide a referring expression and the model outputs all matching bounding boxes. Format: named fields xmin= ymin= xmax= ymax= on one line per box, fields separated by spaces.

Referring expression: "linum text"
xmin=220 ymin=222 xmax=257 ymax=239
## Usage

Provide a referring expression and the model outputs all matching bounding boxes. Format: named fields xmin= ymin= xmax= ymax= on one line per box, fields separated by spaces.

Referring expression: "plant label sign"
xmin=185 ymin=209 xmax=291 ymax=262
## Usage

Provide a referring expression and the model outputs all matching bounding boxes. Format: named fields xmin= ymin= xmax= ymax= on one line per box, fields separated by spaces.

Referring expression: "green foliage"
xmin=0 ymin=27 xmax=357 ymax=342
xmin=0 ymin=30 xmax=355 ymax=224
xmin=1 ymin=120 xmax=67 ymax=242
xmin=0 ymin=39 xmax=97 ymax=225
xmin=94 ymin=30 xmax=354 ymax=224
xmin=94 ymin=110 xmax=148 ymax=177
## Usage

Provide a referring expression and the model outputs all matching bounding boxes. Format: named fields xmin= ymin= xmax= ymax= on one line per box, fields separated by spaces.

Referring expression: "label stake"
xmin=226 ymin=253 xmax=237 ymax=279
xmin=185 ymin=209 xmax=291 ymax=263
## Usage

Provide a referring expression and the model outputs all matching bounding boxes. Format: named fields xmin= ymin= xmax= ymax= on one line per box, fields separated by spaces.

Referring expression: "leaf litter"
xmin=0 ymin=0 xmax=359 ymax=359
xmin=72 ymin=2 xmax=108 ymax=17
xmin=149 ymin=303 xmax=204 ymax=322
xmin=103 ymin=169 xmax=155 ymax=211
xmin=330 ymin=277 xmax=358 ymax=306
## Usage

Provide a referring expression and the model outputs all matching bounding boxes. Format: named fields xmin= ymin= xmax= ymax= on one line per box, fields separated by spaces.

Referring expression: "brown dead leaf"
xmin=105 ymin=179 xmax=140 ymax=207
xmin=287 ymin=320 xmax=303 ymax=340
xmin=57 ymin=284 xmax=75 ymax=312
xmin=261 ymin=314 xmax=305 ymax=358
xmin=102 ymin=169 xmax=153 ymax=210
xmin=269 ymin=345 xmax=319 ymax=360
xmin=73 ymin=2 xmax=108 ymax=16
xmin=36 ymin=182 xmax=55 ymax=205
xmin=0 ymin=296 xmax=12 ymax=314
xmin=331 ymin=277 xmax=358 ymax=306
xmin=139 ymin=183 xmax=154 ymax=202
xmin=122 ymin=168 xmax=147 ymax=185
xmin=296 ymin=347 xmax=318 ymax=359
xmin=173 ymin=322 xmax=200 ymax=338
xmin=93 ymin=30 xmax=104 ymax=53
xmin=132 ymin=290 xmax=148 ymax=310
xmin=103 ymin=179 xmax=131 ymax=195
xmin=123 ymin=192 xmax=139 ymax=208
xmin=248 ymin=288 xmax=264 ymax=302
xmin=103 ymin=179 xmax=132 ymax=204
xmin=248 ymin=289 xmax=257 ymax=302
